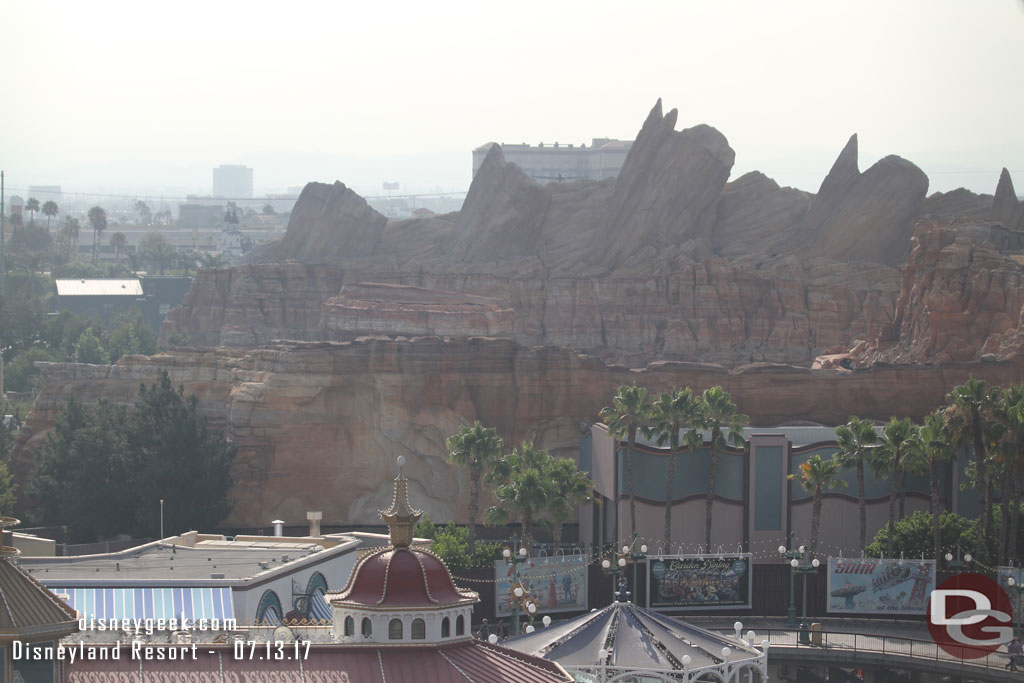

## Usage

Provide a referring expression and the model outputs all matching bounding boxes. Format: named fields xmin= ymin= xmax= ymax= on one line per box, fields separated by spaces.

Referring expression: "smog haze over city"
xmin=3 ymin=0 xmax=1023 ymax=201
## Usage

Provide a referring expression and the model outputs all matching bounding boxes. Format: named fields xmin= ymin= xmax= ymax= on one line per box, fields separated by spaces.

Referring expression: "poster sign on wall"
xmin=826 ymin=558 xmax=936 ymax=614
xmin=646 ymin=554 xmax=752 ymax=610
xmin=493 ymin=554 xmax=588 ymax=617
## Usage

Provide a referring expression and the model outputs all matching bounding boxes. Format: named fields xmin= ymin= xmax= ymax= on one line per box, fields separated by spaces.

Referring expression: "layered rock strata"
xmin=14 ymin=339 xmax=1024 ymax=527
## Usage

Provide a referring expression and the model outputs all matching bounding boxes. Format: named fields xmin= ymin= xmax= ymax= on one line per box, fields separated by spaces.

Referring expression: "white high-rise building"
xmin=212 ymin=165 xmax=254 ymax=198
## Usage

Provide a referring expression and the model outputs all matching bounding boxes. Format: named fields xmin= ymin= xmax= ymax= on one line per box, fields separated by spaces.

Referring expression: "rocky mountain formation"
xmin=13 ymin=341 xmax=1022 ymax=527
xmin=165 ymin=100 xmax=1022 ymax=367
xmin=14 ymin=100 xmax=1024 ymax=528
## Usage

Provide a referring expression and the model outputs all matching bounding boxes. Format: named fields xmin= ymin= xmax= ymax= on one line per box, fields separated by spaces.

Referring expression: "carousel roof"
xmin=504 ymin=600 xmax=762 ymax=673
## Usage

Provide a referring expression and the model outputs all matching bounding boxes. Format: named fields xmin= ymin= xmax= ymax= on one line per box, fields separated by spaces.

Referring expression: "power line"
xmin=4 ymin=188 xmax=468 ymax=202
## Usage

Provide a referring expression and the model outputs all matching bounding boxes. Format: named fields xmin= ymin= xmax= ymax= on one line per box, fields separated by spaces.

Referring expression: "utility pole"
xmin=1 ymin=170 xmax=6 ymax=295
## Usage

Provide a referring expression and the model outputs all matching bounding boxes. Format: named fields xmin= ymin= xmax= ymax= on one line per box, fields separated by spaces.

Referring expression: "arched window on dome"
xmin=361 ymin=617 xmax=372 ymax=637
xmin=441 ymin=617 xmax=450 ymax=638
xmin=412 ymin=618 xmax=425 ymax=640
xmin=343 ymin=616 xmax=354 ymax=636
xmin=389 ymin=618 xmax=403 ymax=640
xmin=456 ymin=615 xmax=464 ymax=636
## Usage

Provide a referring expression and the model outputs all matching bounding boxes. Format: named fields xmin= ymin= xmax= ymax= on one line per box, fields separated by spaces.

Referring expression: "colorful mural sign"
xmin=494 ymin=554 xmax=588 ymax=617
xmin=826 ymin=558 xmax=936 ymax=614
xmin=646 ymin=554 xmax=751 ymax=610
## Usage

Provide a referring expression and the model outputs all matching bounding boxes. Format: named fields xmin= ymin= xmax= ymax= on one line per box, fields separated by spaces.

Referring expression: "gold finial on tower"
xmin=379 ymin=456 xmax=422 ymax=548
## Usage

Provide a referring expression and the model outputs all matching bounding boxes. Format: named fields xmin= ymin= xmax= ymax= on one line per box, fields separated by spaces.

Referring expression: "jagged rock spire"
xmin=379 ymin=456 xmax=422 ymax=548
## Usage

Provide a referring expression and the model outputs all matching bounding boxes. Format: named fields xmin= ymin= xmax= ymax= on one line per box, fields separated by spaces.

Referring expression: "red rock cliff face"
xmin=857 ymin=221 xmax=1024 ymax=364
xmin=165 ymin=261 xmax=899 ymax=366
xmin=13 ymin=339 xmax=1024 ymax=528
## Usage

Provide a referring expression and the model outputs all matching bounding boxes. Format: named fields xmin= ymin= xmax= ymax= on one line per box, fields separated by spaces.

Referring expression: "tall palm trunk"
xmin=705 ymin=426 xmax=721 ymax=550
xmin=468 ymin=476 xmax=480 ymax=554
xmin=857 ymin=460 xmax=867 ymax=552
xmin=627 ymin=426 xmax=637 ymax=542
xmin=898 ymin=472 xmax=908 ymax=520
xmin=1010 ymin=480 xmax=1020 ymax=565
xmin=930 ymin=455 xmax=941 ymax=561
xmin=664 ymin=425 xmax=679 ymax=554
xmin=521 ymin=512 xmax=533 ymax=551
xmin=973 ymin=412 xmax=989 ymax=562
xmin=887 ymin=457 xmax=900 ymax=557
xmin=553 ymin=522 xmax=563 ymax=550
xmin=1000 ymin=458 xmax=1013 ymax=565
xmin=811 ymin=486 xmax=823 ymax=556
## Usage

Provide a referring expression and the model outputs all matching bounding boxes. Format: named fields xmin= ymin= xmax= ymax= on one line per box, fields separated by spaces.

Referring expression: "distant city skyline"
xmin=4 ymin=1 xmax=1023 ymax=201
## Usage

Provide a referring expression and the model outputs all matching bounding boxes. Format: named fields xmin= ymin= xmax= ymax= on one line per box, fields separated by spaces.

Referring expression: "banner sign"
xmin=646 ymin=554 xmax=752 ymax=610
xmin=826 ymin=558 xmax=936 ymax=614
xmin=494 ymin=554 xmax=587 ymax=617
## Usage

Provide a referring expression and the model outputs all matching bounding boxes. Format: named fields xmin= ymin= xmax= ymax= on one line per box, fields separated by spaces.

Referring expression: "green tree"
xmin=789 ymin=453 xmax=846 ymax=555
xmin=874 ymin=417 xmax=919 ymax=557
xmin=126 ymin=372 xmax=237 ymax=535
xmin=546 ymin=457 xmax=592 ymax=549
xmin=697 ymin=385 xmax=749 ymax=550
xmin=918 ymin=410 xmax=957 ymax=560
xmin=25 ymin=198 xmax=39 ymax=226
xmin=74 ymin=327 xmax=108 ymax=364
xmin=993 ymin=386 xmax=1024 ymax=564
xmin=947 ymin=379 xmax=997 ymax=563
xmin=109 ymin=232 xmax=127 ymax=264
xmin=834 ymin=416 xmax=880 ymax=552
xmin=0 ymin=401 xmax=20 ymax=512
xmin=645 ymin=388 xmax=702 ymax=553
xmin=866 ymin=509 xmax=974 ymax=560
xmin=59 ymin=216 xmax=80 ymax=262
xmin=141 ymin=231 xmax=176 ymax=275
xmin=600 ymin=385 xmax=652 ymax=543
xmin=134 ymin=200 xmax=152 ymax=226
xmin=106 ymin=310 xmax=157 ymax=362
xmin=485 ymin=442 xmax=552 ymax=550
xmin=2 ymin=347 xmax=58 ymax=392
xmin=413 ymin=515 xmax=501 ymax=571
xmin=28 ymin=398 xmax=132 ymax=541
xmin=41 ymin=201 xmax=58 ymax=232
xmin=87 ymin=206 xmax=107 ymax=264
xmin=446 ymin=422 xmax=503 ymax=554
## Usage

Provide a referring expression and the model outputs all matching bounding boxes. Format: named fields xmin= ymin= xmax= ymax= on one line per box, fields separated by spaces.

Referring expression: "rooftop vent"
xmin=210 ymin=573 xmax=225 ymax=579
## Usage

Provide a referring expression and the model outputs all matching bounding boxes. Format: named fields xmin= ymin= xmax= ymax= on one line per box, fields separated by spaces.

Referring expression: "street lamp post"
xmin=944 ymin=547 xmax=973 ymax=572
xmin=601 ymin=546 xmax=629 ymax=602
xmin=626 ymin=532 xmax=648 ymax=605
xmin=778 ymin=544 xmax=802 ymax=626
xmin=503 ymin=535 xmax=531 ymax=636
xmin=780 ymin=544 xmax=818 ymax=643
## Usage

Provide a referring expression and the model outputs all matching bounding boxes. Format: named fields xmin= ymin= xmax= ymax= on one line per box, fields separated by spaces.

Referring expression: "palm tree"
xmin=87 ymin=206 xmax=107 ymax=264
xmin=41 ymin=201 xmax=58 ymax=232
xmin=25 ymin=198 xmax=39 ymax=226
xmin=109 ymin=232 xmax=127 ymax=264
xmin=645 ymin=388 xmax=702 ymax=553
xmin=697 ymin=386 xmax=749 ymax=550
xmin=993 ymin=386 xmax=1024 ymax=564
xmin=789 ymin=453 xmax=846 ymax=555
xmin=947 ymin=379 xmax=995 ymax=563
xmin=875 ymin=417 xmax=919 ymax=557
xmin=146 ymin=240 xmax=177 ymax=275
xmin=834 ymin=417 xmax=880 ymax=552
xmin=197 ymin=252 xmax=227 ymax=269
xmin=60 ymin=216 xmax=80 ymax=262
xmin=445 ymin=422 xmax=503 ymax=553
xmin=546 ymin=457 xmax=592 ymax=549
xmin=600 ymin=385 xmax=653 ymax=543
xmin=918 ymin=410 xmax=957 ymax=560
xmin=484 ymin=442 xmax=552 ymax=550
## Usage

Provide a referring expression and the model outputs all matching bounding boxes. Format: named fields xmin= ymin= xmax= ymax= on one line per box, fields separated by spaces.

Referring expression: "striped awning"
xmin=53 ymin=587 xmax=234 ymax=623
xmin=309 ymin=590 xmax=332 ymax=622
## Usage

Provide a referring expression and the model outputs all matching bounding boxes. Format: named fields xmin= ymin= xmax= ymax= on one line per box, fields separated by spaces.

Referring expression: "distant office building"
xmin=472 ymin=138 xmax=633 ymax=184
xmin=212 ymin=164 xmax=254 ymax=198
xmin=27 ymin=185 xmax=62 ymax=204
xmin=178 ymin=202 xmax=225 ymax=228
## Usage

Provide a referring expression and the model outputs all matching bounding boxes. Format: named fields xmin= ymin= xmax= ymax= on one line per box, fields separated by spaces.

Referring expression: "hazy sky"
xmin=3 ymin=0 xmax=1023 ymax=200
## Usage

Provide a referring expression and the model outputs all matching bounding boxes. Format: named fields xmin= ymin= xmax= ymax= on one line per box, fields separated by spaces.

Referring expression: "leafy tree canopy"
xmin=27 ymin=371 xmax=237 ymax=542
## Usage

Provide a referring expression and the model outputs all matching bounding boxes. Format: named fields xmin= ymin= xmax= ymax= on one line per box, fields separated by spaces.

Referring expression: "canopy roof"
xmin=504 ymin=600 xmax=762 ymax=675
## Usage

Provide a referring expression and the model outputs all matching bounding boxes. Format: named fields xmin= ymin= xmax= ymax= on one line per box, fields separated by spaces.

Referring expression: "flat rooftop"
xmin=20 ymin=538 xmax=353 ymax=585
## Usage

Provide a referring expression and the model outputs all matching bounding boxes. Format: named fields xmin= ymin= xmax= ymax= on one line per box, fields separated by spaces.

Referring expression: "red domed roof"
xmin=332 ymin=546 xmax=476 ymax=609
